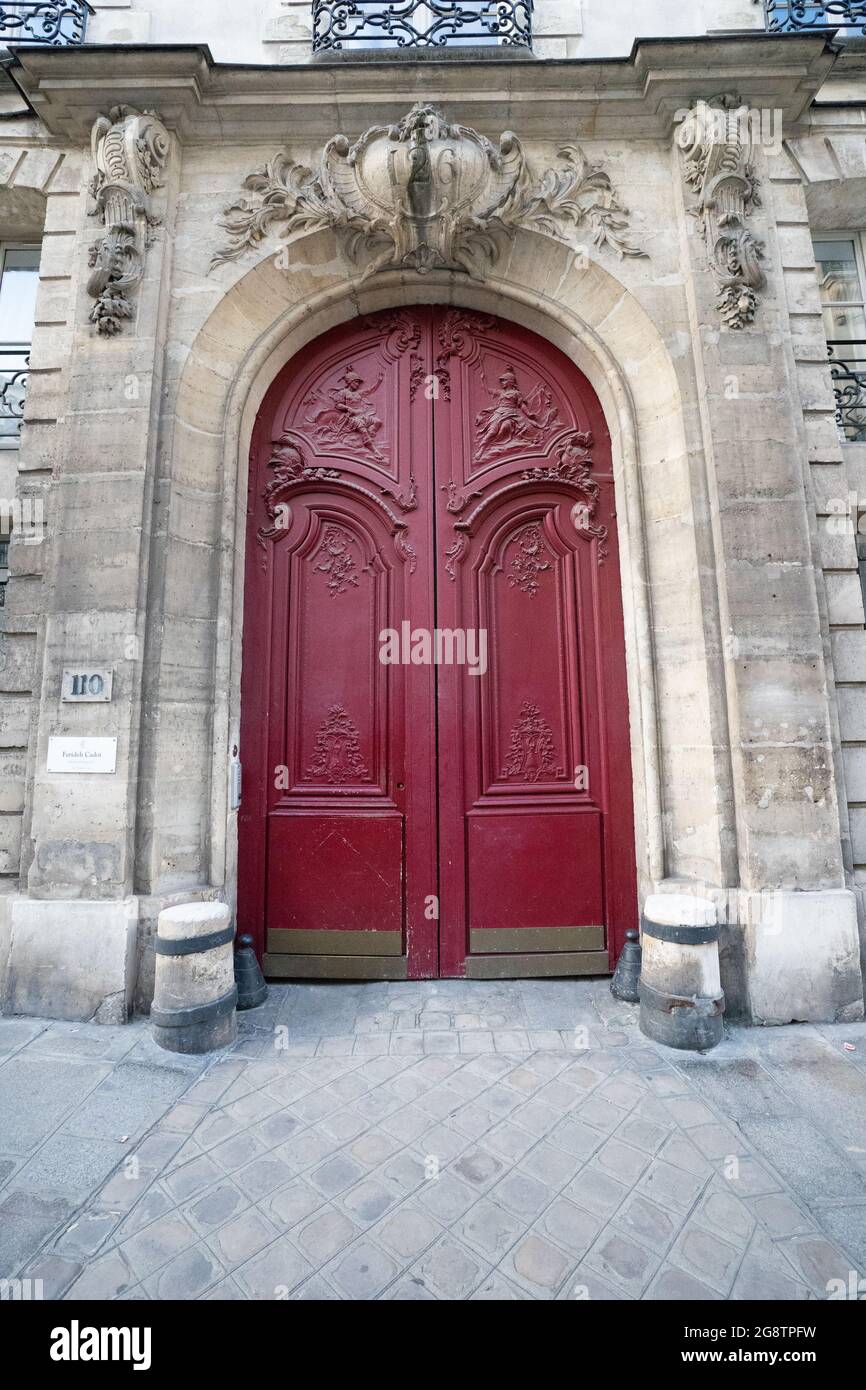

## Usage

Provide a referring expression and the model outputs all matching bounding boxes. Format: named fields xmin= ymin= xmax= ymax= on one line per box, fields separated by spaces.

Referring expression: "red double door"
xmin=239 ymin=307 xmax=637 ymax=979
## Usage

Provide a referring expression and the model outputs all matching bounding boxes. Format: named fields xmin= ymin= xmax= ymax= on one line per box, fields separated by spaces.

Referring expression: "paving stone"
xmin=206 ymin=1208 xmax=279 ymax=1270
xmin=536 ymin=1196 xmax=601 ymax=1259
xmin=577 ymin=1096 xmax=627 ymax=1135
xmin=646 ymin=1264 xmax=722 ymax=1300
xmin=210 ymin=1133 xmax=269 ymax=1174
xmin=417 ymin=1171 xmax=478 ymax=1222
xmin=202 ymin=1276 xmax=246 ymax=1300
xmin=184 ymin=1180 xmax=248 ymax=1235
xmin=638 ymin=1159 xmax=706 ymax=1213
xmin=715 ymin=1154 xmax=783 ymax=1198
xmin=294 ymin=1207 xmax=359 ymax=1262
xmin=340 ymin=1178 xmax=396 ymax=1225
xmin=54 ymin=1209 xmax=120 ymax=1259
xmin=519 ymin=1140 xmax=579 ymax=1191
xmin=694 ymin=1186 xmax=756 ymax=1248
xmin=65 ymin=1247 xmax=134 ymax=1300
xmin=349 ymin=1131 xmax=401 ymax=1169
xmin=782 ymin=1234 xmax=858 ymax=1295
xmin=584 ymin=1229 xmax=659 ymax=1297
xmin=616 ymin=1115 xmax=669 ymax=1154
xmin=381 ymin=1151 xmax=427 ymax=1197
xmin=484 ymin=1120 xmax=537 ymax=1162
xmin=143 ymin=1242 xmax=225 ymax=1299
xmin=748 ymin=1193 xmax=815 ymax=1239
xmin=660 ymin=1132 xmax=715 ymax=1178
xmin=163 ymin=1154 xmax=225 ymax=1205
xmin=117 ymin=1211 xmax=198 ymax=1282
xmin=233 ymin=1237 xmax=313 ymax=1299
xmin=557 ymin=1266 xmax=632 ymax=1300
xmin=470 ymin=1270 xmax=532 ymax=1299
xmin=565 ymin=1165 xmax=630 ymax=1219
xmin=111 ymin=1186 xmax=174 ymax=1241
xmin=730 ymin=1231 xmax=810 ymax=1301
xmin=490 ymin=1170 xmax=552 ymax=1220
xmin=384 ymin=1274 xmax=438 ymax=1300
xmin=668 ymin=1223 xmax=742 ymax=1295
xmin=277 ymin=1130 xmax=333 ymax=1171
xmin=308 ymin=1154 xmax=365 ymax=1199
xmin=410 ymin=1235 xmax=488 ymax=1298
xmin=613 ymin=1193 xmax=678 ymax=1255
xmin=328 ymin=1240 xmax=400 ymax=1299
xmin=453 ymin=1147 xmax=504 ymax=1188
xmin=503 ymin=1232 xmax=571 ymax=1296
xmin=375 ymin=1205 xmax=443 ymax=1261
xmin=455 ymin=1196 xmax=522 ymax=1261
xmin=596 ymin=1138 xmax=650 ymax=1185
xmin=16 ymin=1252 xmax=82 ymax=1300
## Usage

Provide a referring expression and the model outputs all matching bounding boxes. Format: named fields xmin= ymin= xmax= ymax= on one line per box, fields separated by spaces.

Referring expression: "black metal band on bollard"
xmin=640 ymin=915 xmax=719 ymax=947
xmin=150 ymin=985 xmax=238 ymax=1030
xmin=639 ymin=976 xmax=725 ymax=1018
xmin=153 ymin=924 xmax=235 ymax=956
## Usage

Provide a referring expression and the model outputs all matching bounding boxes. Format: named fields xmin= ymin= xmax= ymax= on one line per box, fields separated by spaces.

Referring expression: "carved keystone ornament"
xmin=212 ymin=102 xmax=646 ymax=278
xmin=87 ymin=105 xmax=171 ymax=335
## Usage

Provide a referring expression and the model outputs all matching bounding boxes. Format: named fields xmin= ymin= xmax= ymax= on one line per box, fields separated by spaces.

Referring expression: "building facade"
xmin=1 ymin=1 xmax=866 ymax=1028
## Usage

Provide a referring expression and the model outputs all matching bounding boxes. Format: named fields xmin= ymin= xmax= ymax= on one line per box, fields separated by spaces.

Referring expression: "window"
xmin=813 ymin=235 xmax=866 ymax=444
xmin=0 ymin=245 xmax=39 ymax=450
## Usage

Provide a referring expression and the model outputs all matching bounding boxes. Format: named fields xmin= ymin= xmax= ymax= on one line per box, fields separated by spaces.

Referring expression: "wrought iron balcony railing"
xmin=0 ymin=1 xmax=92 ymax=47
xmin=829 ymin=340 xmax=866 ymax=443
xmin=312 ymin=1 xmax=533 ymax=51
xmin=763 ymin=1 xmax=866 ymax=33
xmin=0 ymin=349 xmax=28 ymax=446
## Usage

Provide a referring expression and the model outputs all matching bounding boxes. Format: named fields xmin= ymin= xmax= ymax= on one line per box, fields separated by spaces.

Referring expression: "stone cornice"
xmin=3 ymin=34 xmax=837 ymax=144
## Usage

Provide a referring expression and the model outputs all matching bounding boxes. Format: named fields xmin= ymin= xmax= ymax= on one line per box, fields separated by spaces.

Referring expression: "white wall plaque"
xmin=47 ymin=737 xmax=117 ymax=774
xmin=61 ymin=668 xmax=113 ymax=703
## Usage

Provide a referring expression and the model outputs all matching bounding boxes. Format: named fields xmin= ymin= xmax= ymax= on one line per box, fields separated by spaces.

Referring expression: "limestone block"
xmin=0 ymin=815 xmax=21 ymax=874
xmin=0 ymin=632 xmax=35 ymax=692
xmin=37 ymin=231 xmax=76 ymax=279
xmin=851 ymin=806 xmax=866 ymax=864
xmin=0 ymin=751 xmax=25 ymax=814
xmin=16 ymin=149 xmax=61 ymax=194
xmin=817 ymin=526 xmax=859 ymax=571
xmin=842 ymin=745 xmax=866 ymax=804
xmin=831 ymin=629 xmax=866 ymax=683
xmin=43 ymin=192 xmax=83 ymax=235
xmin=1 ymin=897 xmax=138 ymax=1023
xmin=743 ymin=889 xmax=863 ymax=1023
xmin=825 ymin=572 xmax=866 ymax=627
xmin=0 ymin=695 xmax=31 ymax=747
xmin=838 ymin=686 xmax=866 ymax=742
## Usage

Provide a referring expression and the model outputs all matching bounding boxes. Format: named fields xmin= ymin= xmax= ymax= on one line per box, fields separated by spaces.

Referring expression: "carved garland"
xmin=87 ymin=105 xmax=170 ymax=335
xmin=211 ymin=102 xmax=646 ymax=280
xmin=678 ymin=94 xmax=766 ymax=330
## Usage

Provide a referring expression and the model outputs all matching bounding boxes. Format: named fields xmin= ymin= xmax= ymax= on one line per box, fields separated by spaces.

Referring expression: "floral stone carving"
xmin=87 ymin=105 xmax=170 ymax=335
xmin=212 ymin=102 xmax=645 ymax=279
xmin=679 ymin=94 xmax=766 ymax=330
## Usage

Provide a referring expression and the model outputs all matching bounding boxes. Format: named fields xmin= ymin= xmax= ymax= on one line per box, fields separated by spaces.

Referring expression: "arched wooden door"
xmin=239 ymin=308 xmax=638 ymax=980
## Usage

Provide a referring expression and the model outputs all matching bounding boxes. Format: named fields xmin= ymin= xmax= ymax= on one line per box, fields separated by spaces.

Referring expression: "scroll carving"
xmin=678 ymin=94 xmax=766 ymax=330
xmin=87 ymin=105 xmax=170 ymax=335
xmin=212 ymin=103 xmax=645 ymax=279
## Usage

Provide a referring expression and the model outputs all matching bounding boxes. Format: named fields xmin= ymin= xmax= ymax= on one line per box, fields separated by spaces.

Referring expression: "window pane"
xmin=0 ymin=248 xmax=40 ymax=346
xmin=814 ymin=239 xmax=862 ymax=306
xmin=823 ymin=303 xmax=866 ymax=343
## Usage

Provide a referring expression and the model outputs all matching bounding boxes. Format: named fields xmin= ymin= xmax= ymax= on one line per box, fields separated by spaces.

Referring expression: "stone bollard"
xmin=151 ymin=902 xmax=237 ymax=1054
xmin=639 ymin=893 xmax=724 ymax=1051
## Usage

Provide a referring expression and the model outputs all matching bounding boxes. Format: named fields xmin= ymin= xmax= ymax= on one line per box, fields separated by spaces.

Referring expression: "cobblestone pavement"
xmin=2 ymin=979 xmax=866 ymax=1300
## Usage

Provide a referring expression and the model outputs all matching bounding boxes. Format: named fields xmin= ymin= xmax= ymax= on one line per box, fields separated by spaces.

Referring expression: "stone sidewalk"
xmin=1 ymin=979 xmax=865 ymax=1300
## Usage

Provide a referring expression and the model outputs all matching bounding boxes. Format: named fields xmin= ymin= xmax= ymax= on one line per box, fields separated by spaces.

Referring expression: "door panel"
xmin=239 ymin=306 xmax=638 ymax=979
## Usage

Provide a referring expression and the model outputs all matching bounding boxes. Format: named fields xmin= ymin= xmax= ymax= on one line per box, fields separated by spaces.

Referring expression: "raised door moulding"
xmin=211 ymin=102 xmax=646 ymax=279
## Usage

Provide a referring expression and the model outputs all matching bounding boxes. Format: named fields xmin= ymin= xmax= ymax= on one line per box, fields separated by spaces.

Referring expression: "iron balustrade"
xmin=0 ymin=349 xmax=28 ymax=445
xmin=312 ymin=1 xmax=533 ymax=51
xmin=763 ymin=1 xmax=866 ymax=33
xmin=828 ymin=340 xmax=866 ymax=443
xmin=0 ymin=1 xmax=92 ymax=46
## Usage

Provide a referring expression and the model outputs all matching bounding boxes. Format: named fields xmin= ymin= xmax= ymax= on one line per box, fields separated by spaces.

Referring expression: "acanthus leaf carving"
xmin=678 ymin=94 xmax=766 ymax=330
xmin=212 ymin=104 xmax=646 ymax=280
xmin=87 ymin=105 xmax=170 ymax=336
